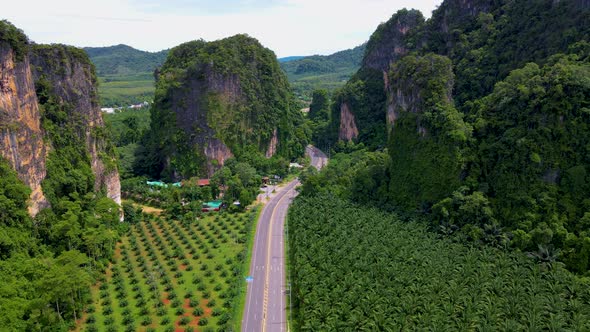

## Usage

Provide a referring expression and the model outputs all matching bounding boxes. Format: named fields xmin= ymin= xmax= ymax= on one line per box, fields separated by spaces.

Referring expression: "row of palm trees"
xmin=82 ymin=211 xmax=255 ymax=331
xmin=288 ymin=195 xmax=590 ymax=331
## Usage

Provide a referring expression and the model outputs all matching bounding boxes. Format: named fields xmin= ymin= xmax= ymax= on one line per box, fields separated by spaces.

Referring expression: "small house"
xmin=202 ymin=200 xmax=223 ymax=212
xmin=198 ymin=179 xmax=210 ymax=187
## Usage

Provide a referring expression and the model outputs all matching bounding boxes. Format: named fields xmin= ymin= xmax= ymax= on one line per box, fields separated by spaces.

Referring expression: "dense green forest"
xmin=103 ymin=108 xmax=151 ymax=179
xmin=280 ymin=44 xmax=365 ymax=101
xmin=84 ymin=45 xmax=168 ymax=77
xmin=309 ymin=0 xmax=590 ymax=274
xmin=288 ymin=194 xmax=590 ymax=330
xmin=84 ymin=45 xmax=168 ymax=107
xmin=0 ymin=21 xmax=124 ymax=330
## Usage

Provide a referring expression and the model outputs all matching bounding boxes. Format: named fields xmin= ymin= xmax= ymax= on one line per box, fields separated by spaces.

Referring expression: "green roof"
xmin=147 ymin=181 xmax=182 ymax=188
xmin=147 ymin=181 xmax=167 ymax=187
xmin=203 ymin=200 xmax=223 ymax=208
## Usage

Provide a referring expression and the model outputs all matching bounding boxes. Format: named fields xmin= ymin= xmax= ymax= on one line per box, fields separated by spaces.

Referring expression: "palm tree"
xmin=528 ymin=244 xmax=560 ymax=269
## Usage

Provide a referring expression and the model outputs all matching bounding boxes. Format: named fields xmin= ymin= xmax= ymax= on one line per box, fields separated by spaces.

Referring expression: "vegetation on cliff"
xmin=140 ymin=34 xmax=309 ymax=180
xmin=0 ymin=27 xmax=123 ymax=330
xmin=307 ymin=0 xmax=590 ymax=274
xmin=0 ymin=20 xmax=28 ymax=61
xmin=387 ymin=54 xmax=471 ymax=211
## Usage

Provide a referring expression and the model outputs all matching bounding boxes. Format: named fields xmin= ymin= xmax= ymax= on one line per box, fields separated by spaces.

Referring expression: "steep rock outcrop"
xmin=331 ymin=0 xmax=590 ymax=148
xmin=387 ymin=54 xmax=454 ymax=129
xmin=0 ymin=21 xmax=120 ymax=216
xmin=387 ymin=54 xmax=470 ymax=210
xmin=362 ymin=9 xmax=425 ymax=72
xmin=147 ymin=35 xmax=300 ymax=179
xmin=333 ymin=9 xmax=423 ymax=147
xmin=0 ymin=43 xmax=49 ymax=215
xmin=338 ymin=103 xmax=359 ymax=141
xmin=30 ymin=45 xmax=121 ymax=204
xmin=265 ymin=129 xmax=278 ymax=158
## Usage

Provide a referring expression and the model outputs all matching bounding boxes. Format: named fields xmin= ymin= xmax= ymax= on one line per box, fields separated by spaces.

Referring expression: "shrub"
xmin=180 ymin=316 xmax=190 ymax=325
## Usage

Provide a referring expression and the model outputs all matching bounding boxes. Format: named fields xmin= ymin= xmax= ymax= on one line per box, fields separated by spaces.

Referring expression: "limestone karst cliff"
xmin=330 ymin=0 xmax=590 ymax=148
xmin=0 ymin=21 xmax=120 ymax=215
xmin=30 ymin=45 xmax=121 ymax=205
xmin=0 ymin=41 xmax=49 ymax=215
xmin=142 ymin=35 xmax=307 ymax=179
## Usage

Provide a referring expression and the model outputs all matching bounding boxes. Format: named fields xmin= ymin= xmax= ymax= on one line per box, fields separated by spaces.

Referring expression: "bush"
xmin=141 ymin=317 xmax=152 ymax=326
xmin=180 ymin=316 xmax=190 ymax=325
xmin=193 ymin=307 xmax=204 ymax=316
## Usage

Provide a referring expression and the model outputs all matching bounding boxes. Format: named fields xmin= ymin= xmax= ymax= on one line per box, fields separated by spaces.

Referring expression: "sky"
xmin=3 ymin=0 xmax=442 ymax=57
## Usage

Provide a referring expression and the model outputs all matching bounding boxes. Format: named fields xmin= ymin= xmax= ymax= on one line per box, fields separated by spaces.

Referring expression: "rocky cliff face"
xmin=0 ymin=44 xmax=49 ymax=215
xmin=0 ymin=23 xmax=120 ymax=215
xmin=148 ymin=35 xmax=298 ymax=179
xmin=265 ymin=129 xmax=278 ymax=158
xmin=334 ymin=9 xmax=424 ymax=145
xmin=338 ymin=103 xmax=359 ymax=141
xmin=332 ymin=0 xmax=590 ymax=148
xmin=30 ymin=45 xmax=121 ymax=204
xmin=166 ymin=65 xmax=238 ymax=176
xmin=386 ymin=54 xmax=454 ymax=130
xmin=362 ymin=9 xmax=424 ymax=72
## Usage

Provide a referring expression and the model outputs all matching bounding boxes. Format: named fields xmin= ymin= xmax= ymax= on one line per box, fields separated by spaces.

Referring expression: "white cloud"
xmin=3 ymin=0 xmax=441 ymax=57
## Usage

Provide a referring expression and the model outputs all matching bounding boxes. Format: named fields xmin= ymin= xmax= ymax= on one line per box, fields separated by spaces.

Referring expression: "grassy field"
xmin=80 ymin=209 xmax=257 ymax=332
xmin=98 ymin=74 xmax=155 ymax=107
xmin=289 ymin=69 xmax=356 ymax=102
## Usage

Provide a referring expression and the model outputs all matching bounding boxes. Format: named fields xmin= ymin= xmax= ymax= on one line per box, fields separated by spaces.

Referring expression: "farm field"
xmin=80 ymin=209 xmax=257 ymax=332
xmin=98 ymin=74 xmax=155 ymax=107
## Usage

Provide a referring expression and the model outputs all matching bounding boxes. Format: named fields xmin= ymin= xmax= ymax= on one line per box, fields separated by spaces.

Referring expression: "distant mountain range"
xmin=84 ymin=43 xmax=365 ymax=105
xmin=279 ymin=43 xmax=366 ymax=101
xmin=278 ymin=56 xmax=305 ymax=63
xmin=84 ymin=44 xmax=168 ymax=77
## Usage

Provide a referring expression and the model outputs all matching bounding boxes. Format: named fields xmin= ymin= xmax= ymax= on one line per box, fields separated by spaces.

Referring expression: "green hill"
xmin=139 ymin=35 xmax=309 ymax=180
xmin=313 ymin=0 xmax=590 ymax=275
xmin=85 ymin=43 xmax=364 ymax=106
xmin=84 ymin=44 xmax=168 ymax=76
xmin=278 ymin=55 xmax=305 ymax=62
xmin=83 ymin=44 xmax=168 ymax=107
xmin=280 ymin=44 xmax=366 ymax=101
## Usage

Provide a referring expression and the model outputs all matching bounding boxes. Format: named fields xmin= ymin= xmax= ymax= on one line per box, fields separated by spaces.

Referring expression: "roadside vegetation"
xmin=288 ymin=194 xmax=590 ymax=330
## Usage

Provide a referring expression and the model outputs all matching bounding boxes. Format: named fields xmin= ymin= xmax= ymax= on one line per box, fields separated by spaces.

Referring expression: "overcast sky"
xmin=4 ymin=0 xmax=442 ymax=57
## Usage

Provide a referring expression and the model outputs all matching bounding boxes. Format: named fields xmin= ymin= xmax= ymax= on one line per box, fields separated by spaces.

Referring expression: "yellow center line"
xmin=261 ymin=184 xmax=293 ymax=332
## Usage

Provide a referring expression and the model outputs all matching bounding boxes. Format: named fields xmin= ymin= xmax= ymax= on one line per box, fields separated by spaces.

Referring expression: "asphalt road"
xmin=242 ymin=146 xmax=327 ymax=332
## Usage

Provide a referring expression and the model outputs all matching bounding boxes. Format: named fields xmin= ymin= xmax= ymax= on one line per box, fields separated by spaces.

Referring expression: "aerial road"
xmin=242 ymin=146 xmax=327 ymax=332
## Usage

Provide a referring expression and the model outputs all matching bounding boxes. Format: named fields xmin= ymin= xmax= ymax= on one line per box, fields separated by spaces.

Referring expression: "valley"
xmin=2 ymin=0 xmax=590 ymax=331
